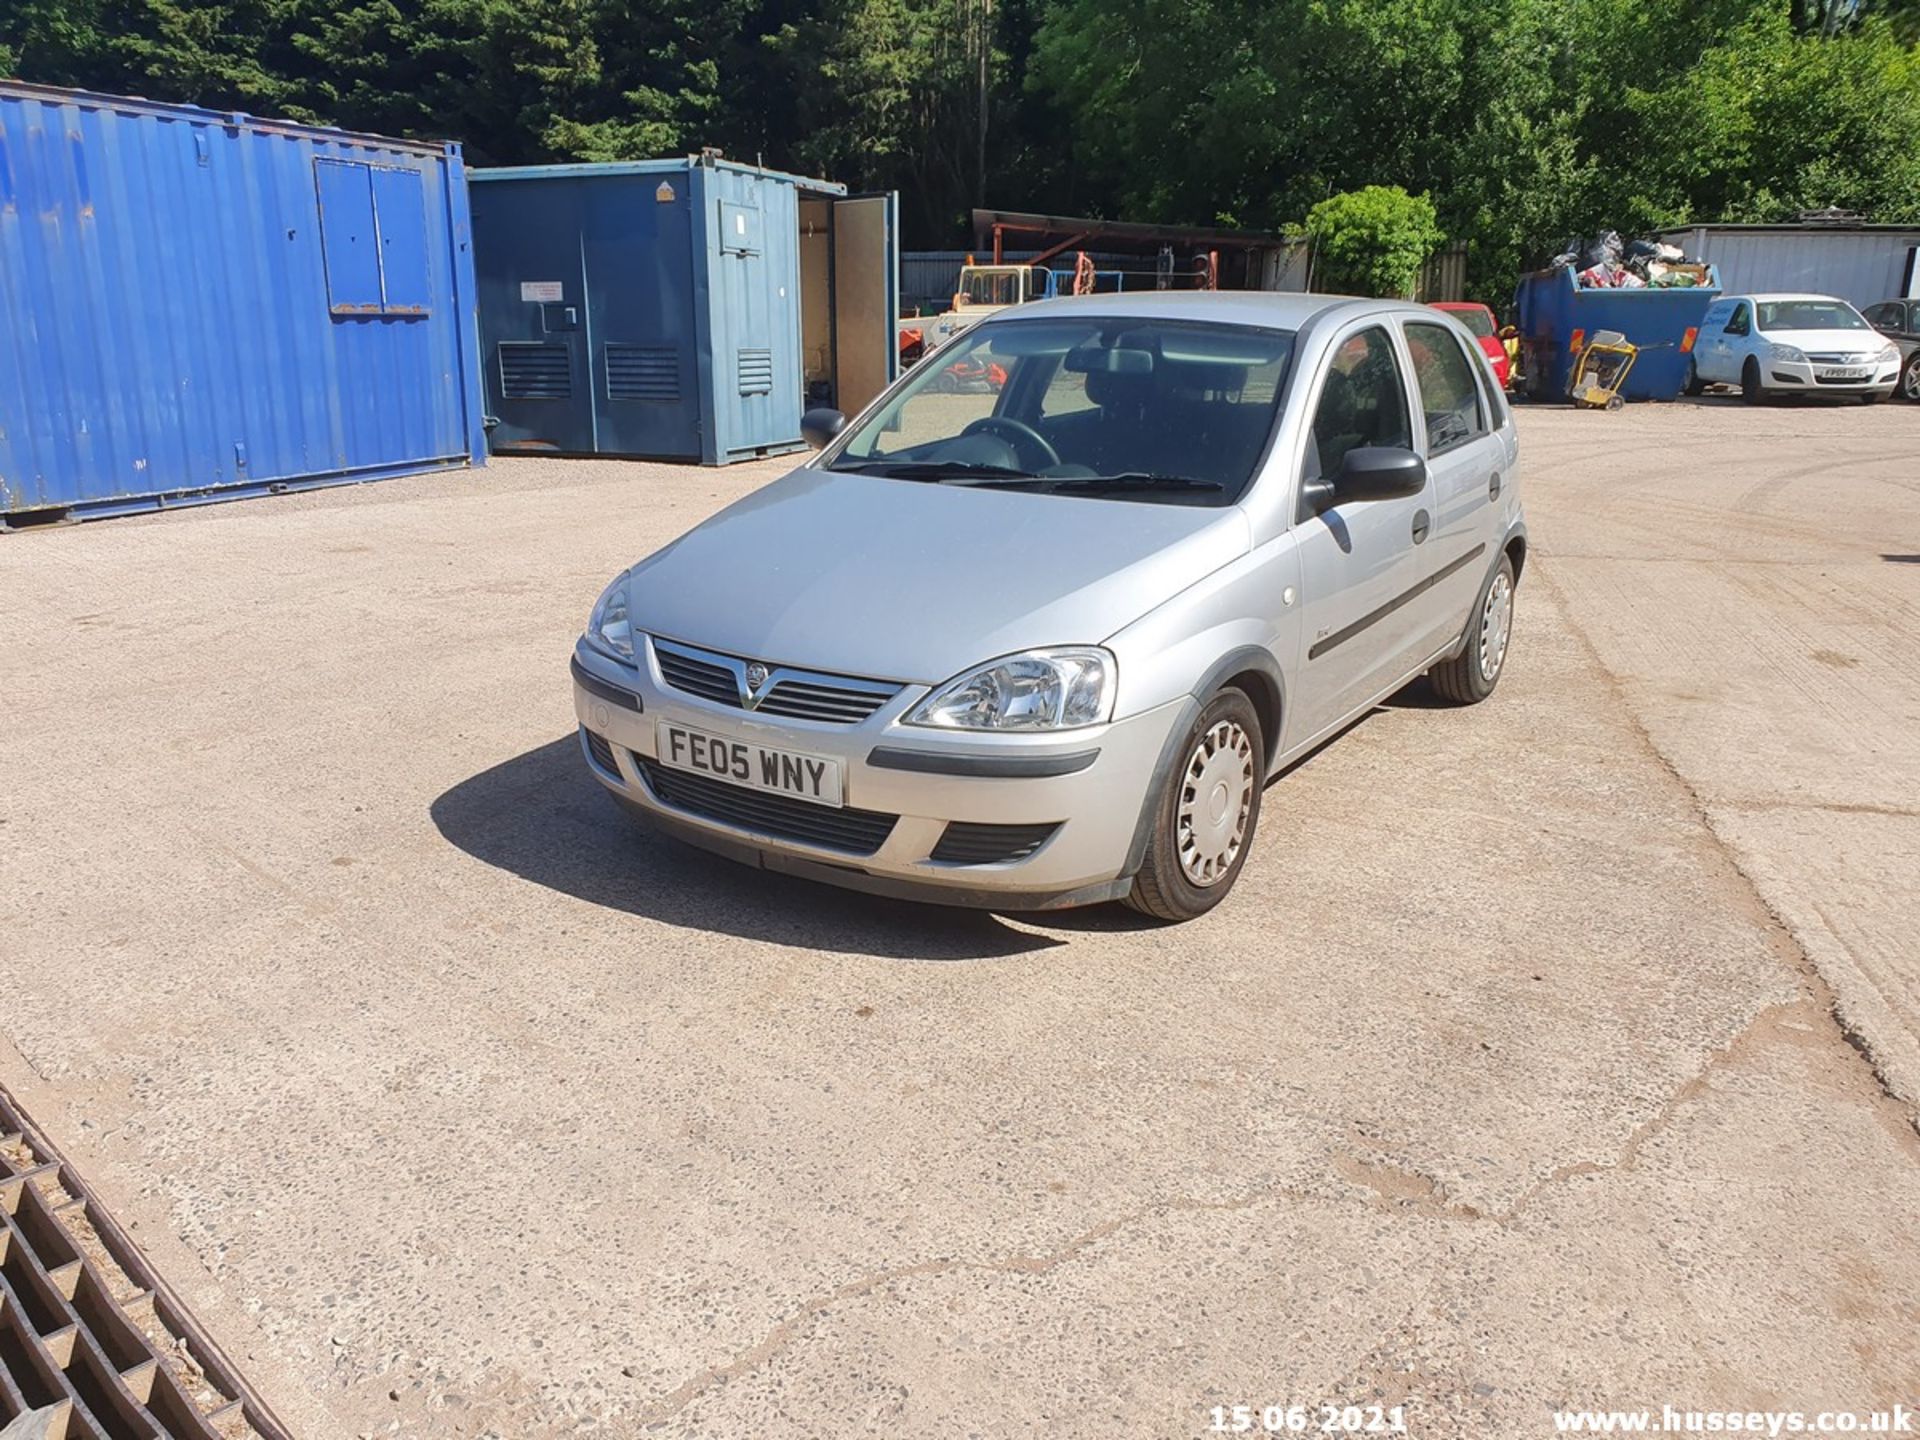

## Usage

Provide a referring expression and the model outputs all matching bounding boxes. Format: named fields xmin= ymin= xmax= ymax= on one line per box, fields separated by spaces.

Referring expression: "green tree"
xmin=1307 ymin=185 xmax=1443 ymax=297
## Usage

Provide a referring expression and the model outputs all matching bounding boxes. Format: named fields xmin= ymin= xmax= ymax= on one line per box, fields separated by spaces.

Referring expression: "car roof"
xmin=999 ymin=289 xmax=1421 ymax=332
xmin=1719 ymin=293 xmax=1856 ymax=304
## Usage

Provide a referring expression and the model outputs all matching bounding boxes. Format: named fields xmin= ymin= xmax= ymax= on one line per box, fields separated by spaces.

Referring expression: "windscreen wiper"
xmin=831 ymin=460 xmax=1039 ymax=484
xmin=1047 ymin=472 xmax=1226 ymax=494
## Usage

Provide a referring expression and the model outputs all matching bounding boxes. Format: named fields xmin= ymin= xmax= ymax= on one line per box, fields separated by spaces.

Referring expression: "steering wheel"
xmin=961 ymin=416 xmax=1062 ymax=470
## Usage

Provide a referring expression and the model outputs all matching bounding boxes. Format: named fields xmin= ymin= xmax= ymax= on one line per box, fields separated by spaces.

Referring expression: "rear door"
xmin=831 ymin=193 xmax=900 ymax=417
xmin=1402 ymin=317 xmax=1510 ymax=655
xmin=1291 ymin=323 xmax=1435 ymax=739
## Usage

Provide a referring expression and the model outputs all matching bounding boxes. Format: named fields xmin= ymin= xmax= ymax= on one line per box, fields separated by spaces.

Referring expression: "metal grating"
xmin=930 ymin=821 xmax=1061 ymax=865
xmin=604 ymin=345 xmax=679 ymax=402
xmin=0 ymin=1088 xmax=291 ymax=1440
xmin=498 ymin=342 xmax=571 ymax=400
xmin=736 ymin=348 xmax=774 ymax=397
xmin=653 ymin=641 xmax=900 ymax=725
xmin=637 ymin=761 xmax=897 ymax=856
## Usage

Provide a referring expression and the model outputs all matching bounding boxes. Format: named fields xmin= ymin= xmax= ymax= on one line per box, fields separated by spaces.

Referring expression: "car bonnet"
xmin=623 ymin=467 xmax=1251 ymax=686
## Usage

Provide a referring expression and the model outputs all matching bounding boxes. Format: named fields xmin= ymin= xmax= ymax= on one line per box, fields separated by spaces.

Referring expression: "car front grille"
xmin=930 ymin=821 xmax=1061 ymax=865
xmin=1805 ymin=353 xmax=1876 ymax=365
xmin=638 ymin=760 xmax=898 ymax=856
xmin=652 ymin=638 xmax=900 ymax=724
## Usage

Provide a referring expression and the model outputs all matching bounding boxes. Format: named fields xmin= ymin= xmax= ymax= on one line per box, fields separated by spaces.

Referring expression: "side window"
xmin=1038 ymin=359 xmax=1098 ymax=419
xmin=1725 ymin=303 xmax=1750 ymax=337
xmin=1404 ymin=322 xmax=1488 ymax=453
xmin=1307 ymin=327 xmax=1412 ymax=479
xmin=1863 ymin=303 xmax=1895 ymax=329
xmin=314 ymin=159 xmax=433 ymax=318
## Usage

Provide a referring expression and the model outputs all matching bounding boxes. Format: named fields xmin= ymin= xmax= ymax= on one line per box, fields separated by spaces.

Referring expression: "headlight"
xmin=1880 ymin=344 xmax=1900 ymax=365
xmin=905 ymin=648 xmax=1114 ymax=731
xmin=1768 ymin=342 xmax=1807 ymax=364
xmin=586 ymin=572 xmax=634 ymax=661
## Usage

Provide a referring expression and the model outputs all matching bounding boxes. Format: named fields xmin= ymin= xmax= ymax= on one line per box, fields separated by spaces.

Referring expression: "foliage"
xmin=3 ymin=0 xmax=1920 ymax=291
xmin=1306 ymin=187 xmax=1443 ymax=297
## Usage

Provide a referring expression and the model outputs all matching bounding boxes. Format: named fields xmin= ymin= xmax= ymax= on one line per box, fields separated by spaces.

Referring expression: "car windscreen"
xmin=825 ymin=317 xmax=1296 ymax=505
xmin=1757 ymin=300 xmax=1869 ymax=332
xmin=1447 ymin=307 xmax=1496 ymax=339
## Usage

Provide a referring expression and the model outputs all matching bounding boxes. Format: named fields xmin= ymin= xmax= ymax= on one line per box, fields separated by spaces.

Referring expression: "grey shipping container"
xmin=1657 ymin=223 xmax=1920 ymax=311
xmin=0 ymin=81 xmax=485 ymax=525
xmin=470 ymin=158 xmax=899 ymax=465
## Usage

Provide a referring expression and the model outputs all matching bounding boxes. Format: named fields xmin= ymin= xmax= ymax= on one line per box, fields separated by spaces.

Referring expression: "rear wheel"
xmin=1900 ymin=353 xmax=1920 ymax=402
xmin=1125 ymin=689 xmax=1265 ymax=922
xmin=1741 ymin=357 xmax=1768 ymax=406
xmin=1430 ymin=552 xmax=1516 ymax=705
xmin=1683 ymin=358 xmax=1706 ymax=396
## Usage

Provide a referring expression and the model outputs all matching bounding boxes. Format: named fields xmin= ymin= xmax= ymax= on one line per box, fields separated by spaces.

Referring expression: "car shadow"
xmin=430 ymin=735 xmax=1064 ymax=961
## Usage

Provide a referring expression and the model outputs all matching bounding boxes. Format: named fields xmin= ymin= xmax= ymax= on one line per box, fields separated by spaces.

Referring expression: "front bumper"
xmin=1763 ymin=356 xmax=1900 ymax=395
xmin=570 ymin=638 xmax=1186 ymax=909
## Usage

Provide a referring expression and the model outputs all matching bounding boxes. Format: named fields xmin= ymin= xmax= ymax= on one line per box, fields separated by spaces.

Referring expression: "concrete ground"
xmin=2 ymin=400 xmax=1917 ymax=1439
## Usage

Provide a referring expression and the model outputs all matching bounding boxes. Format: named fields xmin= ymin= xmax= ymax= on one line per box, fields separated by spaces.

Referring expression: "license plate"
xmin=655 ymin=721 xmax=843 ymax=807
xmin=1820 ymin=366 xmax=1870 ymax=380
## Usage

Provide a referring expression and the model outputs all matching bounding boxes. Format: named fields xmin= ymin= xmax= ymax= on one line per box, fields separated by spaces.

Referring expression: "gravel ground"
xmin=2 ymin=399 xmax=1917 ymax=1438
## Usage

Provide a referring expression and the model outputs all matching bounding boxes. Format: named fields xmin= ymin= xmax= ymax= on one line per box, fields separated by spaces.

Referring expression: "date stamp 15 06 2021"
xmin=1209 ymin=1404 xmax=1409 ymax=1435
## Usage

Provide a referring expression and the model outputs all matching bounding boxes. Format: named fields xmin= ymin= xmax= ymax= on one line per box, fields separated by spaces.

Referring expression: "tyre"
xmin=1903 ymin=353 xmax=1920 ymax=402
xmin=1125 ymin=689 xmax=1265 ymax=922
xmin=1741 ymin=357 xmax=1768 ymax=406
xmin=1430 ymin=552 xmax=1516 ymax=705
xmin=1683 ymin=358 xmax=1705 ymax=397
xmin=1860 ymin=389 xmax=1888 ymax=405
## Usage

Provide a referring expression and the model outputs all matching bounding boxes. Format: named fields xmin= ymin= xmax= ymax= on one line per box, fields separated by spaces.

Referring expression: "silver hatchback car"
xmin=572 ymin=293 xmax=1526 ymax=920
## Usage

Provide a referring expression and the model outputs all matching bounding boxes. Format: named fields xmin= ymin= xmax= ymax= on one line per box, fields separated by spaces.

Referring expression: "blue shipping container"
xmin=1514 ymin=265 xmax=1723 ymax=403
xmin=0 ymin=82 xmax=485 ymax=523
xmin=471 ymin=159 xmax=898 ymax=465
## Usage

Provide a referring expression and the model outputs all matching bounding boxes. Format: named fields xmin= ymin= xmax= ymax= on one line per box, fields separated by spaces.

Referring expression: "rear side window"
xmin=1307 ymin=327 xmax=1411 ymax=478
xmin=1404 ymin=322 xmax=1487 ymax=453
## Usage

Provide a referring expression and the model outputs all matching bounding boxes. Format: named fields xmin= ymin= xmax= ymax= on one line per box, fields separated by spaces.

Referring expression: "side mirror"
xmin=801 ymin=407 xmax=847 ymax=448
xmin=1304 ymin=446 xmax=1427 ymax=510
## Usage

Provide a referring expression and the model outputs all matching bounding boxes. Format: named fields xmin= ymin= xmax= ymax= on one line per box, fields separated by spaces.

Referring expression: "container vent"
xmin=498 ymin=343 xmax=571 ymax=400
xmin=605 ymin=346 xmax=680 ymax=402
xmin=737 ymin=348 xmax=774 ymax=397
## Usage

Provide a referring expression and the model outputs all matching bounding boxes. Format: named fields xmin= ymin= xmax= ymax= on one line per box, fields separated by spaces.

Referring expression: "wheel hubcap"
xmin=1479 ymin=572 xmax=1513 ymax=682
xmin=1177 ymin=720 xmax=1255 ymax=887
xmin=1904 ymin=356 xmax=1920 ymax=401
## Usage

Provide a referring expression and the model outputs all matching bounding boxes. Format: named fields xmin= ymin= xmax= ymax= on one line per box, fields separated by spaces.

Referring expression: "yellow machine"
xmin=1570 ymin=329 xmax=1637 ymax=410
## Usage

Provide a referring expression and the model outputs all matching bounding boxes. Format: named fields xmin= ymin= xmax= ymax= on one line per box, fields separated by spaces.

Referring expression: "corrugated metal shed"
xmin=0 ymin=82 xmax=485 ymax=524
xmin=1657 ymin=224 xmax=1920 ymax=310
xmin=471 ymin=159 xmax=899 ymax=466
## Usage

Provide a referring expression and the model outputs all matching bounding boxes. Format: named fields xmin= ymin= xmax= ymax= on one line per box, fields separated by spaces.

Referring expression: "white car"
xmin=1689 ymin=293 xmax=1900 ymax=404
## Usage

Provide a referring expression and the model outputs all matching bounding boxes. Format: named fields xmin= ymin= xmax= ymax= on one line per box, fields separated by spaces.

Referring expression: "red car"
xmin=1432 ymin=302 xmax=1511 ymax=390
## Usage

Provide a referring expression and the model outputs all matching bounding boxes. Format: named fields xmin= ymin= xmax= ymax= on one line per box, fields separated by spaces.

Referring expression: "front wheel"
xmin=1741 ymin=357 xmax=1769 ymax=406
xmin=1125 ymin=689 xmax=1265 ymax=922
xmin=1430 ymin=552 xmax=1516 ymax=705
xmin=1903 ymin=353 xmax=1920 ymax=402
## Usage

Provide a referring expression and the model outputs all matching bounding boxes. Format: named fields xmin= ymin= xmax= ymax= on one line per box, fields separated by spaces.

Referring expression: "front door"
xmin=1291 ymin=323 xmax=1435 ymax=740
xmin=831 ymin=193 xmax=899 ymax=417
xmin=1402 ymin=317 xmax=1509 ymax=654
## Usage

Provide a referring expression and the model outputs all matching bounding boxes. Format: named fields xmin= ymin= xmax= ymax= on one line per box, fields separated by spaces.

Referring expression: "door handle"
xmin=1489 ymin=472 xmax=1502 ymax=501
xmin=1411 ymin=508 xmax=1430 ymax=545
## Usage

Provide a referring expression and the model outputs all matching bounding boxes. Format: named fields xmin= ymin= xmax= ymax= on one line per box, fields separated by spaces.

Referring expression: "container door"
xmin=470 ymin=181 xmax=596 ymax=453
xmin=585 ymin=173 xmax=703 ymax=459
xmin=831 ymin=193 xmax=899 ymax=417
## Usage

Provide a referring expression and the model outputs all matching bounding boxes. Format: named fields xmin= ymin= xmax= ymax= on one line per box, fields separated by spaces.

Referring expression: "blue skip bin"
xmin=1514 ymin=265 xmax=1722 ymax=403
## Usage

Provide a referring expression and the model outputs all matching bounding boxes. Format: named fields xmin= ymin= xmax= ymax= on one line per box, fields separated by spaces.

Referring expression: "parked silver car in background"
xmin=1863 ymin=298 xmax=1920 ymax=402
xmin=572 ymin=293 xmax=1527 ymax=920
